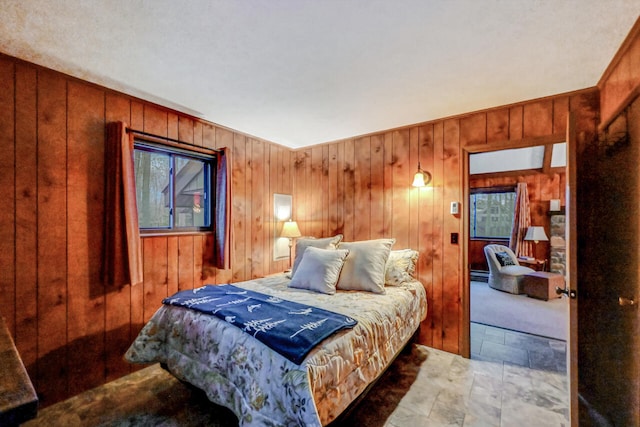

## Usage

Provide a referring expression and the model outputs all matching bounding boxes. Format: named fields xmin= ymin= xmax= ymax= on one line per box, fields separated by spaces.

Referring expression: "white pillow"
xmin=290 ymin=235 xmax=343 ymax=277
xmin=336 ymin=238 xmax=395 ymax=294
xmin=385 ymin=249 xmax=419 ymax=286
xmin=289 ymin=247 xmax=349 ymax=295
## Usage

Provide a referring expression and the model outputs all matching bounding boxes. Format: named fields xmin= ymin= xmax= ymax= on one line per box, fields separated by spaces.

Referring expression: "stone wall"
xmin=549 ymin=213 xmax=566 ymax=276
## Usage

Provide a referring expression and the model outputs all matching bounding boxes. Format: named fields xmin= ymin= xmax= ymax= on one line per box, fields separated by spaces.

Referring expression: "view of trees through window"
xmin=470 ymin=190 xmax=516 ymax=239
xmin=134 ymin=143 xmax=211 ymax=231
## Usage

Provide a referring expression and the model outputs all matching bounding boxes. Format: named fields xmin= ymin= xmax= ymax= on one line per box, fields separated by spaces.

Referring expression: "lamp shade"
xmin=412 ymin=162 xmax=432 ymax=187
xmin=412 ymin=171 xmax=426 ymax=187
xmin=524 ymin=226 xmax=548 ymax=243
xmin=281 ymin=220 xmax=301 ymax=238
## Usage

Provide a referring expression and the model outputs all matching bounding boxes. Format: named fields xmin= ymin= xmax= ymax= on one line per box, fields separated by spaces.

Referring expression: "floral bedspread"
xmin=125 ymin=274 xmax=427 ymax=426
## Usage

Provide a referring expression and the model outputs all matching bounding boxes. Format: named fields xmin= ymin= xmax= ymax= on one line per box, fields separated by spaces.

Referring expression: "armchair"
xmin=484 ymin=244 xmax=535 ymax=294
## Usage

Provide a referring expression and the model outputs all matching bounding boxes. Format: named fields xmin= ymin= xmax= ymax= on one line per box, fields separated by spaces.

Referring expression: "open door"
xmin=564 ymin=113 xmax=578 ymax=425
xmin=574 ymin=99 xmax=640 ymax=425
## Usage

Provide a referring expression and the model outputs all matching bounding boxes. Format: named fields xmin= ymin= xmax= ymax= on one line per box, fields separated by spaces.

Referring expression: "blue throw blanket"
xmin=163 ymin=284 xmax=357 ymax=364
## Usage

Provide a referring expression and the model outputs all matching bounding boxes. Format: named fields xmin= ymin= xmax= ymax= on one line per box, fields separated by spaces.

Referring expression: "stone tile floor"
xmin=25 ymin=323 xmax=568 ymax=426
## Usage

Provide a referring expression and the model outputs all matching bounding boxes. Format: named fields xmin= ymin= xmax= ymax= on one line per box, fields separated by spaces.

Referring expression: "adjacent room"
xmin=1 ymin=2 xmax=639 ymax=426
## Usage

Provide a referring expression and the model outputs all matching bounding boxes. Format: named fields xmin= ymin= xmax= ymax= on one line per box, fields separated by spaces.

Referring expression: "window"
xmin=134 ymin=140 xmax=214 ymax=232
xmin=470 ymin=187 xmax=516 ymax=239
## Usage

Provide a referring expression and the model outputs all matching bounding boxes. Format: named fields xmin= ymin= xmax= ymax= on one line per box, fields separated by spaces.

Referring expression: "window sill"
xmin=141 ymin=231 xmax=213 ymax=238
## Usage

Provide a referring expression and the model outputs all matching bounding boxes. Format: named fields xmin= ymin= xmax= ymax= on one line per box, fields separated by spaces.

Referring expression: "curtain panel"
xmin=103 ymin=122 xmax=143 ymax=287
xmin=213 ymin=147 xmax=232 ymax=270
xmin=509 ymin=182 xmax=534 ymax=258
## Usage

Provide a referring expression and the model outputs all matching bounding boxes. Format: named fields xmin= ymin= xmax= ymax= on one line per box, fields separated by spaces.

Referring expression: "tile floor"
xmin=25 ymin=323 xmax=569 ymax=427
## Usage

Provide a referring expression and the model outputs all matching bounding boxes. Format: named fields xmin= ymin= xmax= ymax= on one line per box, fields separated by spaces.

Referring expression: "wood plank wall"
xmin=0 ymin=51 xmax=600 ymax=408
xmin=469 ymin=170 xmax=566 ymax=270
xmin=0 ymin=54 xmax=292 ymax=407
xmin=292 ymin=89 xmax=598 ymax=354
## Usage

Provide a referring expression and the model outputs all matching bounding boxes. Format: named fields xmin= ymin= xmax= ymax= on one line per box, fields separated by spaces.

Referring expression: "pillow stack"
xmin=288 ymin=235 xmax=418 ymax=294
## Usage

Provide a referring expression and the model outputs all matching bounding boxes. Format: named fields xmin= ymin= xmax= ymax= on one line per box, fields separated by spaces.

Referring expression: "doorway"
xmin=463 ymin=140 xmax=570 ymax=377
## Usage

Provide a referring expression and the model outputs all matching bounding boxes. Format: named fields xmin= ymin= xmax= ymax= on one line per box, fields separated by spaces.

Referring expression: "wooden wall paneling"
xmin=486 ymin=108 xmax=509 ymax=143
xmin=417 ymin=125 xmax=435 ymax=347
xmin=67 ymin=81 xmax=106 ymax=396
xmin=408 ymin=128 xmax=420 ymax=251
xmin=292 ymin=150 xmax=307 ymax=241
xmin=429 ymin=122 xmax=445 ymax=348
xmin=193 ymin=235 xmax=205 ymax=287
xmin=382 ymin=132 xmax=394 ymax=239
xmin=250 ymin=139 xmax=265 ymax=279
xmin=0 ymin=57 xmax=15 ymax=341
xmin=523 ymin=100 xmax=554 ymax=138
xmin=268 ymin=144 xmax=278 ymax=272
xmin=167 ymin=236 xmax=179 ymax=295
xmin=335 ymin=143 xmax=345 ymax=236
xmin=391 ymin=130 xmax=410 ymax=249
xmin=178 ymin=116 xmax=195 ymax=144
xmin=553 ymin=96 xmax=570 ymax=136
xmin=328 ymin=144 xmax=340 ymax=236
xmin=370 ymin=134 xmax=384 ymax=239
xmin=142 ymin=237 xmax=169 ymax=322
xmin=343 ymin=140 xmax=355 ymax=242
xmin=178 ymin=236 xmax=195 ymax=290
xmin=104 ymin=92 xmax=134 ymax=380
xmin=261 ymin=140 xmax=271 ymax=276
xmin=36 ymin=69 xmax=69 ymax=405
xmin=354 ymin=137 xmax=371 ymax=241
xmin=321 ymin=145 xmax=330 ymax=236
xmin=193 ymin=121 xmax=203 ymax=147
xmin=441 ymin=119 xmax=461 ymax=354
xmin=201 ymin=234 xmax=217 ymax=284
xmin=13 ymin=63 xmax=38 ymax=381
xmin=167 ymin=112 xmax=179 ymax=140
xmin=130 ymin=102 xmax=144 ymax=130
xmin=202 ymin=123 xmax=216 ymax=150
xmin=460 ymin=112 xmax=487 ymax=147
xmin=232 ymin=133 xmax=247 ymax=282
xmin=509 ymin=105 xmax=524 ymax=140
xmin=310 ymin=145 xmax=324 ymax=237
xmin=143 ymin=105 xmax=168 ymax=137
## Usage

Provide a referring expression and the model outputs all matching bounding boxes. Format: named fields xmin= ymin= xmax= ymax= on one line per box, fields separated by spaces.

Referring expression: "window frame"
xmin=133 ymin=138 xmax=216 ymax=234
xmin=469 ymin=185 xmax=516 ymax=240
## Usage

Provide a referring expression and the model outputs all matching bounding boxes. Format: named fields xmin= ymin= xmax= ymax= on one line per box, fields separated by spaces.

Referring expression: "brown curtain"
xmin=103 ymin=122 xmax=143 ymax=287
xmin=509 ymin=182 xmax=534 ymax=258
xmin=213 ymin=147 xmax=232 ymax=270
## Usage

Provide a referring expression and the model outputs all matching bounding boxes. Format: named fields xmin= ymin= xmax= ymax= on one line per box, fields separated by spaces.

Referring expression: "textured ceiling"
xmin=1 ymin=1 xmax=638 ymax=148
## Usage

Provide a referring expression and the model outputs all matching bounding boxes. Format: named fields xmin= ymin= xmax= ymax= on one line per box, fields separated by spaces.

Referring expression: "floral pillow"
xmin=385 ymin=249 xmax=419 ymax=286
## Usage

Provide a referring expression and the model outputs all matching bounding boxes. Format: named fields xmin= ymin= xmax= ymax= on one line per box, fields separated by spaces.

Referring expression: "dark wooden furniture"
xmin=0 ymin=316 xmax=38 ymax=426
xmin=522 ymin=271 xmax=565 ymax=300
xmin=517 ymin=257 xmax=547 ymax=271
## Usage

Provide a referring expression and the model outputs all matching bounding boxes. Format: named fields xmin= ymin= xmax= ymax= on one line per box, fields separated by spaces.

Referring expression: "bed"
xmin=125 ymin=238 xmax=427 ymax=426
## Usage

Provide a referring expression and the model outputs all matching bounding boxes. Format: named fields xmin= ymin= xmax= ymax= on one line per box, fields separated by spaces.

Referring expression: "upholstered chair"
xmin=483 ymin=244 xmax=535 ymax=294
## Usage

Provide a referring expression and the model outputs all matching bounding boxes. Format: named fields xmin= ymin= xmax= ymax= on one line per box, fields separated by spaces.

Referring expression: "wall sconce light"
xmin=280 ymin=219 xmax=302 ymax=269
xmin=412 ymin=162 xmax=432 ymax=187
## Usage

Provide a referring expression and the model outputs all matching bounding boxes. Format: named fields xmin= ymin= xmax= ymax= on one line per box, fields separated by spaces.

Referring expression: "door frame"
xmin=459 ymin=134 xmax=577 ymax=362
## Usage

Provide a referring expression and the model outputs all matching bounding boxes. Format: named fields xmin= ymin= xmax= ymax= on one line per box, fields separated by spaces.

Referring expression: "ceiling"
xmin=1 ymin=1 xmax=638 ymax=148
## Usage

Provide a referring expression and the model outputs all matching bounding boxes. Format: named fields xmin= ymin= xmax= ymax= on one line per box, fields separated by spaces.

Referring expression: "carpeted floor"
xmin=470 ymin=280 xmax=567 ymax=340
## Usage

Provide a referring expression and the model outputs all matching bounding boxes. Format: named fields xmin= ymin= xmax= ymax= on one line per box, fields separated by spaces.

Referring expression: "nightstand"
xmin=517 ymin=257 xmax=547 ymax=271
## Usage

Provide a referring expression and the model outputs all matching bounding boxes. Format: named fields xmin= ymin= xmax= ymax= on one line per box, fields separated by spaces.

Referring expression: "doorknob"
xmin=619 ymin=297 xmax=636 ymax=307
xmin=555 ymin=286 xmax=577 ymax=299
